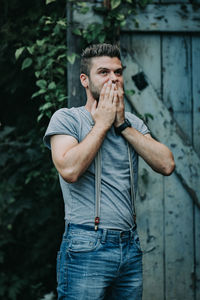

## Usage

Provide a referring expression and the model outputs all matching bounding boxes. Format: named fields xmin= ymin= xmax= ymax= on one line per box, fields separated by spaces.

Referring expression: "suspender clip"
xmin=94 ymin=216 xmax=100 ymax=231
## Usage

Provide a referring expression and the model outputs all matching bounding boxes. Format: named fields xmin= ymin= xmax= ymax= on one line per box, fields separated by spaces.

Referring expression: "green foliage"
xmin=15 ymin=14 xmax=68 ymax=121
xmin=72 ymin=0 xmax=151 ymax=45
xmin=0 ymin=0 xmax=66 ymax=299
xmin=0 ymin=126 xmax=63 ymax=300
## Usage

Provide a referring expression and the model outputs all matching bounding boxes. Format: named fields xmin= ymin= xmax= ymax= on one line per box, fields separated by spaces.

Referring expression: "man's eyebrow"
xmin=96 ymin=67 xmax=125 ymax=71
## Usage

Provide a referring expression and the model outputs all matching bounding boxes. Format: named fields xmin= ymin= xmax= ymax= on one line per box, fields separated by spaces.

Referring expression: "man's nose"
xmin=109 ymin=72 xmax=118 ymax=83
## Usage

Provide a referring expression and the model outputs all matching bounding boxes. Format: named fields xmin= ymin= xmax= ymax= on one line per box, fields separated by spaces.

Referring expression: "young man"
xmin=44 ymin=43 xmax=175 ymax=300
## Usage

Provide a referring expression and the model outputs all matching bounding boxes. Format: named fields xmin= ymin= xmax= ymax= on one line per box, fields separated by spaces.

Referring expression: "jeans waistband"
xmin=65 ymin=223 xmax=137 ymax=243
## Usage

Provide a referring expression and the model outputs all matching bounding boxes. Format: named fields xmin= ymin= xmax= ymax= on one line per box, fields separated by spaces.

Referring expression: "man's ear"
xmin=80 ymin=73 xmax=89 ymax=88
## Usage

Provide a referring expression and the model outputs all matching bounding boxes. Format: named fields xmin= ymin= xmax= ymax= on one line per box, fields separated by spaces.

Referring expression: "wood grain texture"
xmin=162 ymin=34 xmax=194 ymax=300
xmin=164 ymin=174 xmax=194 ymax=300
xmin=122 ymin=33 xmax=165 ymax=300
xmin=122 ymin=51 xmax=200 ymax=208
xmin=73 ymin=4 xmax=200 ymax=33
xmin=192 ymin=36 xmax=200 ymax=300
xmin=67 ymin=1 xmax=86 ymax=108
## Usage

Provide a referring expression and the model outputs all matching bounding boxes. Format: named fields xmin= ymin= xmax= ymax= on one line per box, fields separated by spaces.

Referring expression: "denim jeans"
xmin=56 ymin=223 xmax=143 ymax=300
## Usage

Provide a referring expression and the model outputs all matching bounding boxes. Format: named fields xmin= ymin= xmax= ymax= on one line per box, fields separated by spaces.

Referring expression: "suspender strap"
xmin=94 ymin=149 xmax=101 ymax=230
xmin=94 ymin=142 xmax=136 ymax=230
xmin=127 ymin=142 xmax=136 ymax=222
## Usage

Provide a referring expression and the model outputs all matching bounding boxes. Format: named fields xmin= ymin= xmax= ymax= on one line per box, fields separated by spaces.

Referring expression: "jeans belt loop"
xmin=101 ymin=229 xmax=107 ymax=244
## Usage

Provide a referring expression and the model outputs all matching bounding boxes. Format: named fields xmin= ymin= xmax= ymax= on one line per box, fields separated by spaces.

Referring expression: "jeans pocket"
xmin=56 ymin=251 xmax=61 ymax=283
xmin=67 ymin=235 xmax=101 ymax=253
xmin=133 ymin=231 xmax=143 ymax=253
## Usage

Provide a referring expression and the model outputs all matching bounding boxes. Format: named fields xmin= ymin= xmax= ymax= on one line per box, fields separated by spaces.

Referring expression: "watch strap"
xmin=115 ymin=119 xmax=131 ymax=135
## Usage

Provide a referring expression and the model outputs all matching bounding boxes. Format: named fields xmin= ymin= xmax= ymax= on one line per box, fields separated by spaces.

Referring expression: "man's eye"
xmin=115 ymin=71 xmax=122 ymax=76
xmin=100 ymin=70 xmax=108 ymax=74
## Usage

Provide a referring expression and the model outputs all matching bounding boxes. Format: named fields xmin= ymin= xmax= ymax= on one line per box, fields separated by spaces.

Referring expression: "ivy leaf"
xmin=125 ymin=89 xmax=135 ymax=96
xmin=57 ymin=20 xmax=66 ymax=27
xmin=36 ymin=79 xmax=47 ymax=89
xmin=31 ymin=89 xmax=46 ymax=99
xmin=27 ymin=46 xmax=34 ymax=55
xmin=67 ymin=53 xmax=76 ymax=65
xmin=72 ymin=28 xmax=82 ymax=36
xmin=36 ymin=39 xmax=45 ymax=47
xmin=35 ymin=71 xmax=40 ymax=78
xmin=48 ymin=82 xmax=56 ymax=90
xmin=15 ymin=47 xmax=25 ymax=60
xmin=46 ymin=0 xmax=56 ymax=5
xmin=111 ymin=0 xmax=121 ymax=10
xmin=21 ymin=58 xmax=32 ymax=70
xmin=116 ymin=13 xmax=125 ymax=21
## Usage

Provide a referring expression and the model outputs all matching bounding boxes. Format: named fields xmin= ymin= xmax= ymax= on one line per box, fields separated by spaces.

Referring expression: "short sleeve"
xmin=43 ymin=108 xmax=79 ymax=149
xmin=125 ymin=112 xmax=150 ymax=135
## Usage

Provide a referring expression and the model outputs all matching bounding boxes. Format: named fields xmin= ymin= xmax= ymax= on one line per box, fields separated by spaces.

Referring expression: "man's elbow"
xmin=162 ymin=158 xmax=175 ymax=176
xmin=60 ymin=168 xmax=79 ymax=183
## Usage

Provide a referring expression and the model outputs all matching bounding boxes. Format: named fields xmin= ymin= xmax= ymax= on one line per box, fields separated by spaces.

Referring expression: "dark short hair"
xmin=80 ymin=43 xmax=121 ymax=76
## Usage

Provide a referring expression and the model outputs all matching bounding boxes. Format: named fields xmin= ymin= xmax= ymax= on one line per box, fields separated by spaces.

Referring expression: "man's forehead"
xmin=91 ymin=56 xmax=122 ymax=70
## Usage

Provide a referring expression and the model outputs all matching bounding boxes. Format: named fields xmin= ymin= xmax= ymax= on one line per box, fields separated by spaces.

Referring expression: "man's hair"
xmin=80 ymin=43 xmax=121 ymax=76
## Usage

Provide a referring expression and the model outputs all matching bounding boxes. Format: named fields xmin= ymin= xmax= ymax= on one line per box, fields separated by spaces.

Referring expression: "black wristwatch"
xmin=115 ymin=119 xmax=131 ymax=135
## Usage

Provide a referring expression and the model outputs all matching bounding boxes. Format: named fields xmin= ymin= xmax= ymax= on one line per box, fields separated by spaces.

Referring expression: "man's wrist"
xmin=114 ymin=119 xmax=131 ymax=135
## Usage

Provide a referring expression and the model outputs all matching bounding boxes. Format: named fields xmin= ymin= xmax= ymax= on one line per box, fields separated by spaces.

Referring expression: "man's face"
xmin=88 ymin=56 xmax=124 ymax=101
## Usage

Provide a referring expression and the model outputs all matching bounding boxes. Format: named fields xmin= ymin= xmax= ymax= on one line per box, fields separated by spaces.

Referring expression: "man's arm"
xmin=122 ymin=129 xmax=175 ymax=175
xmin=51 ymin=81 xmax=117 ymax=183
xmin=115 ymin=83 xmax=175 ymax=176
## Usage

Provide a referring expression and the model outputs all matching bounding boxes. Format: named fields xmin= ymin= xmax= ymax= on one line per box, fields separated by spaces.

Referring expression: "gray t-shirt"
xmin=44 ymin=106 xmax=150 ymax=230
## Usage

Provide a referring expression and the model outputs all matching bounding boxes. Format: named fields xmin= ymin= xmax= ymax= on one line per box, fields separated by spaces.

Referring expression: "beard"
xmin=88 ymin=78 xmax=124 ymax=102
xmin=88 ymin=78 xmax=101 ymax=101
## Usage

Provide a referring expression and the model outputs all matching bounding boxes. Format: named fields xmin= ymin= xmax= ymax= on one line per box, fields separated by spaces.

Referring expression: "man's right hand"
xmin=91 ymin=80 xmax=118 ymax=131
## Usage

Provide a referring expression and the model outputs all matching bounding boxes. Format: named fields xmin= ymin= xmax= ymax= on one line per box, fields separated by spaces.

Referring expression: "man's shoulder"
xmin=52 ymin=106 xmax=82 ymax=120
xmin=125 ymin=111 xmax=143 ymax=123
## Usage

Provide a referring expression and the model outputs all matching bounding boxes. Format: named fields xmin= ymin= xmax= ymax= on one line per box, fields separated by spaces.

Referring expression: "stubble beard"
xmin=88 ymin=78 xmax=124 ymax=102
xmin=88 ymin=78 xmax=101 ymax=102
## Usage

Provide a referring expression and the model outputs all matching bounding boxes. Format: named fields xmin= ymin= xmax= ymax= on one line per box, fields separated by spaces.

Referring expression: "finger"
xmin=104 ymin=80 xmax=112 ymax=102
xmin=113 ymin=90 xmax=118 ymax=106
xmin=109 ymin=83 xmax=116 ymax=103
xmin=117 ymin=88 xmax=124 ymax=106
xmin=99 ymin=81 xmax=108 ymax=104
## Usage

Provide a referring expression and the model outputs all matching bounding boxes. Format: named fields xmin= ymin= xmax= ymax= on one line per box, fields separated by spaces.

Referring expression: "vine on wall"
xmin=15 ymin=0 xmax=151 ymax=122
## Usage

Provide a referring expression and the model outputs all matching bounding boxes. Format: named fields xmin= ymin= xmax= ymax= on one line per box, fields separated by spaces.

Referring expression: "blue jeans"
xmin=57 ymin=223 xmax=143 ymax=300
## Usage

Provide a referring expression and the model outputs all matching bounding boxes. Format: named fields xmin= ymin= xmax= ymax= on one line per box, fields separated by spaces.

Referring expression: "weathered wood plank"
xmin=161 ymin=0 xmax=188 ymax=3
xmin=122 ymin=33 xmax=165 ymax=300
xmin=122 ymin=33 xmax=161 ymax=98
xmin=162 ymin=34 xmax=194 ymax=300
xmin=67 ymin=1 xmax=86 ymax=108
xmin=173 ymin=112 xmax=192 ymax=141
xmin=121 ymin=51 xmax=200 ymax=209
xmin=192 ymin=36 xmax=200 ymax=155
xmin=192 ymin=36 xmax=200 ymax=300
xmin=73 ymin=4 xmax=200 ymax=33
xmin=164 ymin=174 xmax=194 ymax=300
xmin=162 ymin=35 xmax=192 ymax=111
xmin=137 ymin=160 xmax=165 ymax=300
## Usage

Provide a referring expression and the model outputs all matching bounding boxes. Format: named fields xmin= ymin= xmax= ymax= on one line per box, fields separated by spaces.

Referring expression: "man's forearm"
xmin=57 ymin=124 xmax=107 ymax=182
xmin=121 ymin=127 xmax=175 ymax=175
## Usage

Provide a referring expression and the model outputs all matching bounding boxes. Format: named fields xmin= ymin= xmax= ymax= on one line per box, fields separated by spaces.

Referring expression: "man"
xmin=44 ymin=43 xmax=175 ymax=300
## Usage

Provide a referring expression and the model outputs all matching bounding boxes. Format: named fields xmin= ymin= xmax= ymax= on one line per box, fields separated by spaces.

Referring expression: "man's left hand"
xmin=114 ymin=83 xmax=125 ymax=127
